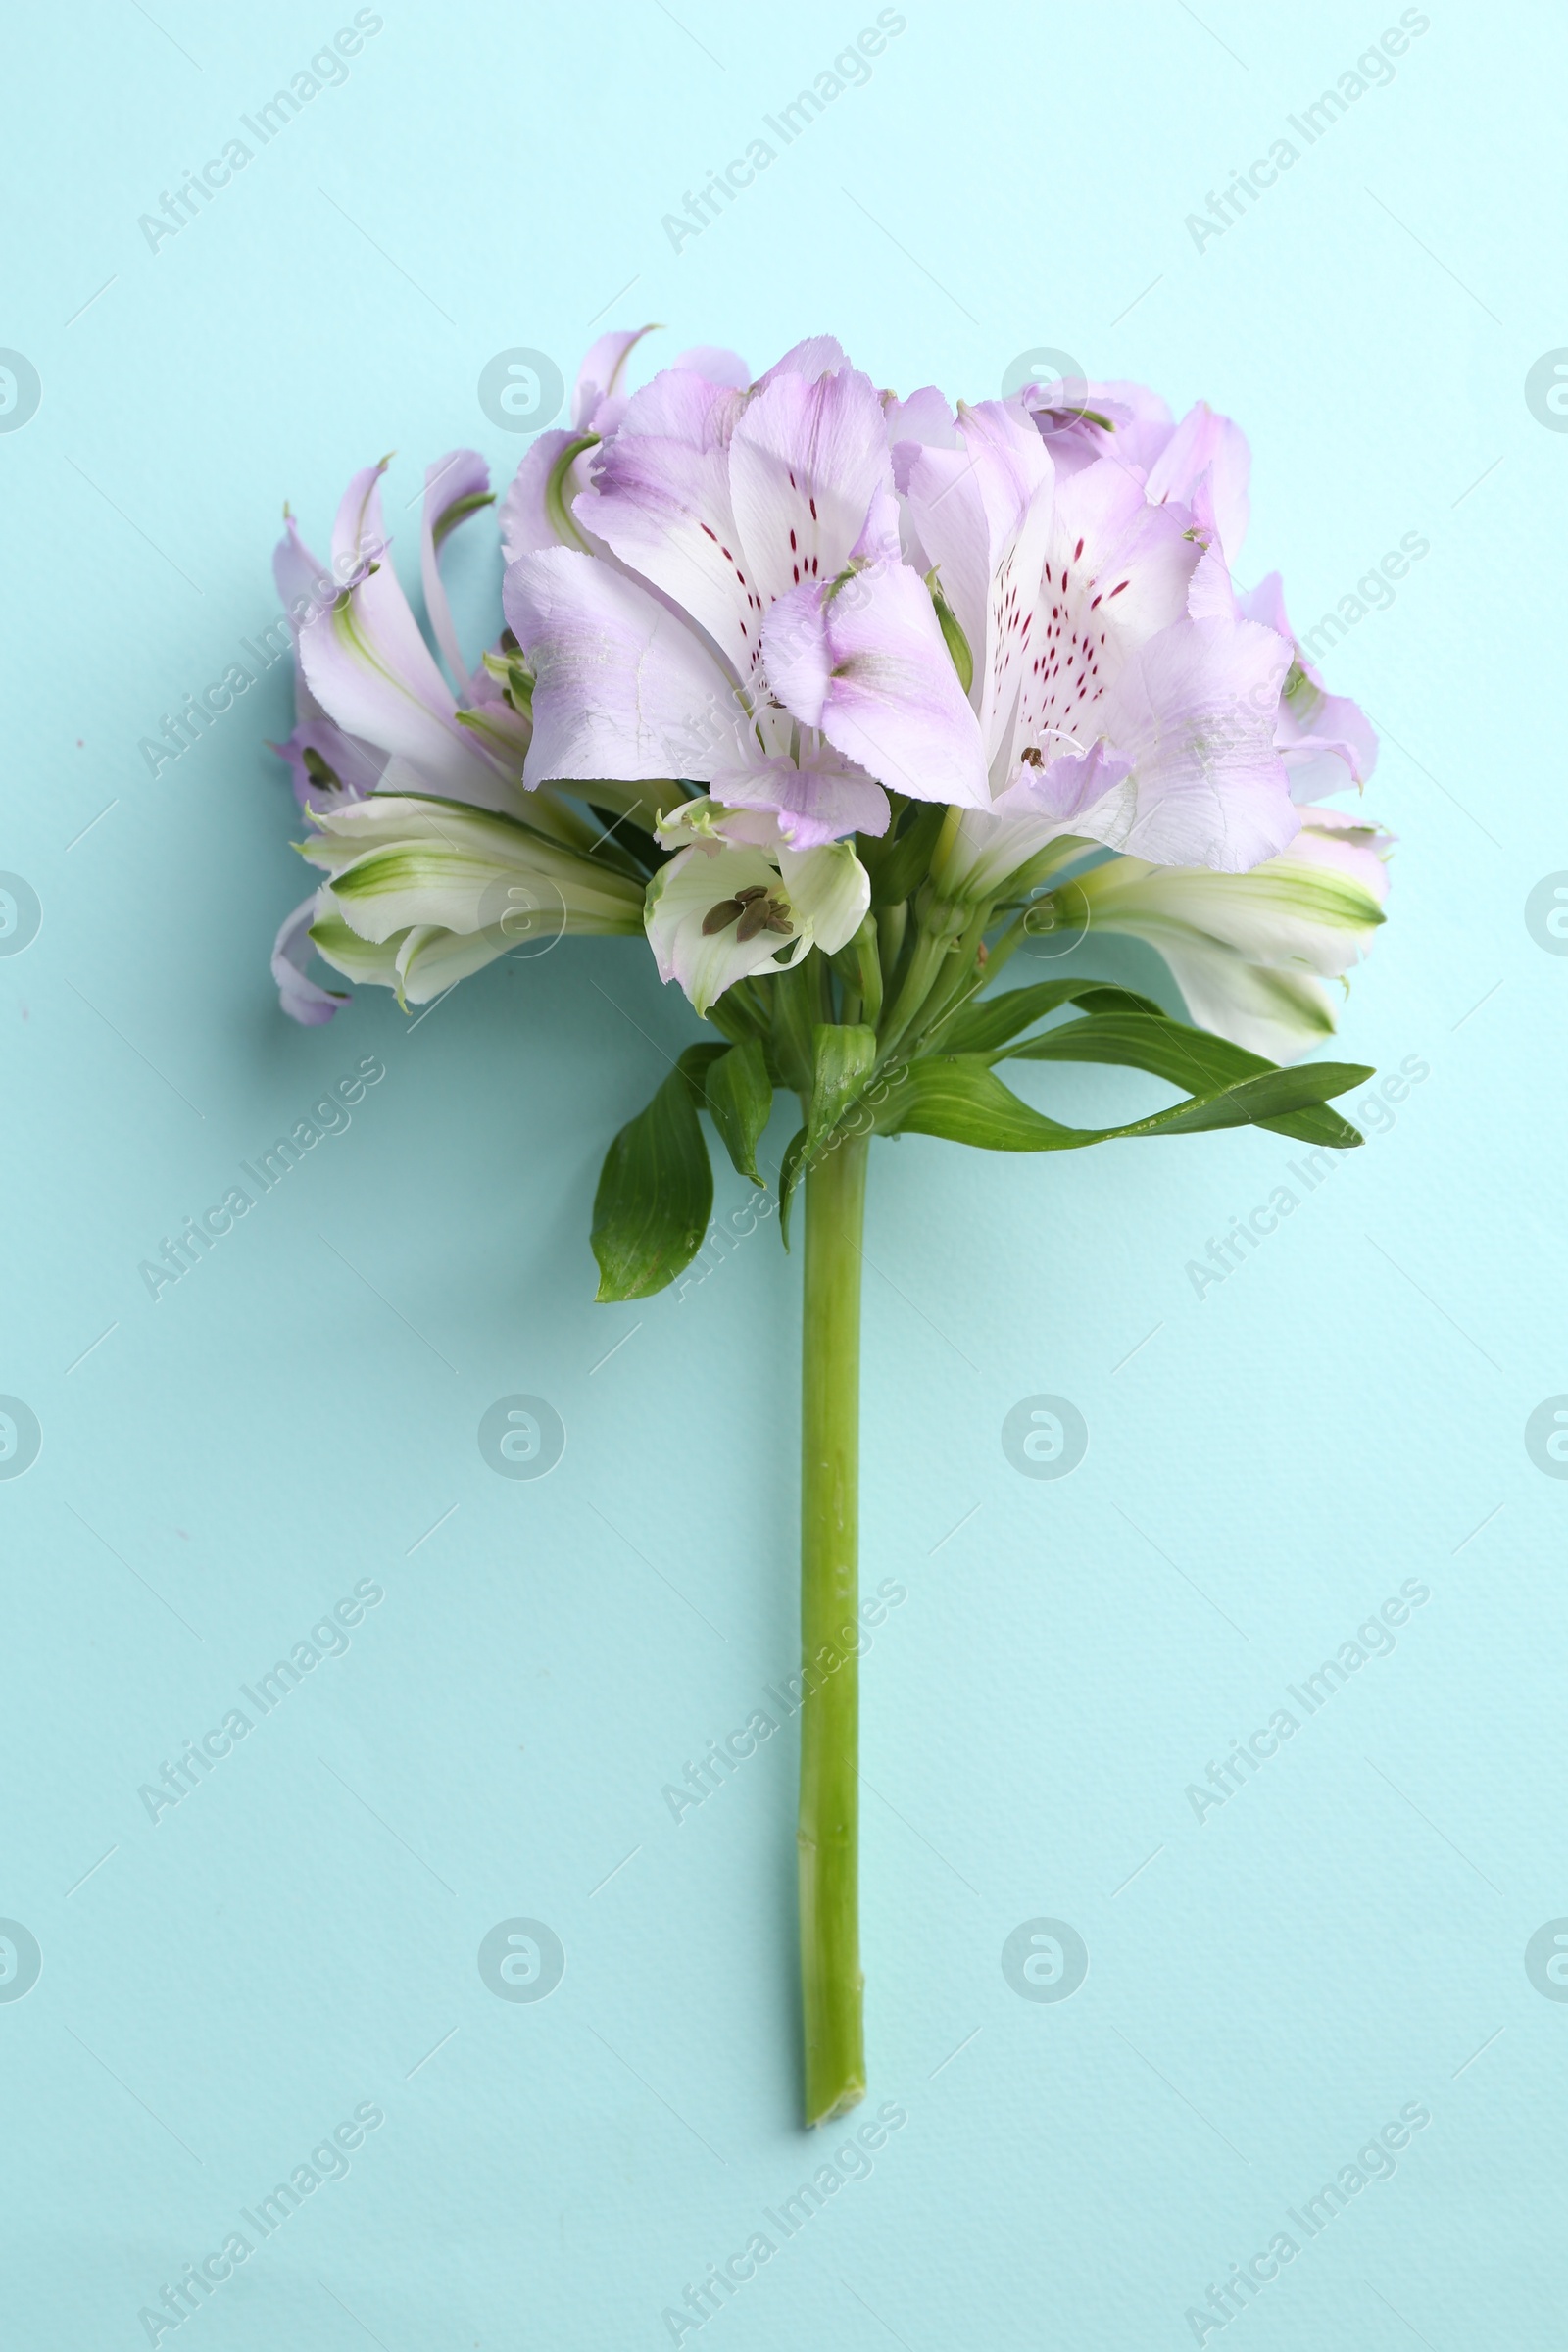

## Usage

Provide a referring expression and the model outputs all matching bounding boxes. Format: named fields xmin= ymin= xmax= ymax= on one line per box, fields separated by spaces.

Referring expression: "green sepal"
xmin=872 ymin=1053 xmax=1371 ymax=1152
xmin=703 ymin=1039 xmax=772 ymax=1185
xmin=432 ymin=489 xmax=496 ymax=550
xmin=546 ymin=434 xmax=600 ymax=551
xmin=924 ymin=566 xmax=974 ymax=695
xmin=590 ymin=1045 xmax=716 ymax=1301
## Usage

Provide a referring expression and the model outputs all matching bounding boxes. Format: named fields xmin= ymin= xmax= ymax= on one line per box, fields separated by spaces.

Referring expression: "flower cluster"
xmin=267 ymin=328 xmax=1387 ymax=1061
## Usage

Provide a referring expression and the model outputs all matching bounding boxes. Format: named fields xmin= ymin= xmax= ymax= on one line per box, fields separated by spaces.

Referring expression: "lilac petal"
xmin=499 ymin=430 xmax=597 ymax=563
xmin=756 ymin=336 xmax=847 ymax=387
xmin=729 ymin=365 xmax=895 ymax=612
xmin=1240 ymin=573 xmax=1379 ymax=797
xmin=763 ymin=561 xmax=988 ymax=808
xmin=710 ymin=755 xmax=891 ymax=848
xmin=420 ymin=449 xmax=492 ymax=698
xmin=271 ymin=893 xmax=347 ymax=1025
xmin=272 ymin=716 xmax=389 ymax=810
xmin=507 ymin=545 xmax=746 ymax=786
xmin=1020 ymin=377 xmax=1173 ymax=480
xmin=906 ymin=402 xmax=1054 ymax=753
xmin=998 ymin=738 xmax=1133 ymax=823
xmin=1144 ymin=402 xmax=1251 ymax=565
xmin=1000 ymin=460 xmax=1197 ymax=788
xmin=271 ymin=513 xmax=337 ymax=720
xmin=1091 ymin=617 xmax=1298 ymax=870
xmin=578 ymin=369 xmax=756 ymax=677
xmin=671 ymin=345 xmax=751 ymax=387
xmin=572 ymin=324 xmax=659 ymax=428
xmin=301 ymin=460 xmax=508 ymax=807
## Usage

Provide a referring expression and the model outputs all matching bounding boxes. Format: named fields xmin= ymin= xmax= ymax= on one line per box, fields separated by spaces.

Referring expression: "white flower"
xmin=645 ymin=800 xmax=870 ymax=1017
xmin=1070 ymin=808 xmax=1391 ymax=1059
xmin=299 ymin=794 xmax=646 ymax=1006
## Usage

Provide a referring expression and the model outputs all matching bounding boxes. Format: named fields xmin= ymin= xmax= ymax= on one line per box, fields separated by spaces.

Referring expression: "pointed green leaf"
xmin=999 ymin=1011 xmax=1373 ymax=1147
xmin=872 ymin=1053 xmax=1369 ymax=1152
xmin=591 ymin=1048 xmax=715 ymax=1300
xmin=942 ymin=977 xmax=1165 ymax=1055
xmin=703 ymin=1039 xmax=772 ymax=1185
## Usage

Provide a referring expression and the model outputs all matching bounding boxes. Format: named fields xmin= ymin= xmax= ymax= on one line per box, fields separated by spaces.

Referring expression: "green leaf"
xmin=806 ymin=1024 xmax=877 ymax=1158
xmin=941 ymin=977 xmax=1165 ymax=1054
xmin=999 ymin=1011 xmax=1373 ymax=1147
xmin=873 ymin=1053 xmax=1370 ymax=1152
xmin=1005 ymin=1009 xmax=1268 ymax=1090
xmin=703 ymin=1039 xmax=772 ymax=1185
xmin=591 ymin=1047 xmax=715 ymax=1300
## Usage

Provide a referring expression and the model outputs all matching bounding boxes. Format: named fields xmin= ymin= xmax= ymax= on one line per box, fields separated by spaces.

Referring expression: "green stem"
xmin=876 ymin=927 xmax=950 ymax=1062
xmin=799 ymin=1125 xmax=869 ymax=2126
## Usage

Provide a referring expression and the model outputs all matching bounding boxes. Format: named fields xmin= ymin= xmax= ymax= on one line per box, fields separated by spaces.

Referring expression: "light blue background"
xmin=3 ymin=2 xmax=1563 ymax=2344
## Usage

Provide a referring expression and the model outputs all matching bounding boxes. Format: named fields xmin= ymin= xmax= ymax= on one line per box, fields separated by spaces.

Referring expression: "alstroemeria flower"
xmin=900 ymin=398 xmax=1297 ymax=895
xmin=299 ymin=794 xmax=646 ymax=1006
xmin=506 ymin=340 xmax=984 ymax=836
xmin=645 ymin=799 xmax=870 ymax=1017
xmin=1065 ymin=808 xmax=1392 ymax=1059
